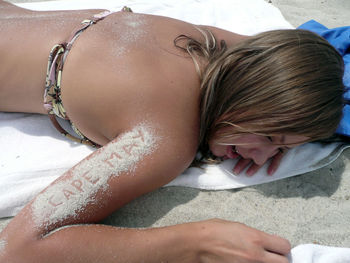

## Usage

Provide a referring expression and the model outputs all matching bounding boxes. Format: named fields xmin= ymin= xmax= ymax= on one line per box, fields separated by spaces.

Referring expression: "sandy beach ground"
xmin=1 ymin=0 xmax=350 ymax=248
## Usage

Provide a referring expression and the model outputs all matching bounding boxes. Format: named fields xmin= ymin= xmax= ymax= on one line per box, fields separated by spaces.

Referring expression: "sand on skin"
xmin=1 ymin=0 xmax=350 ymax=248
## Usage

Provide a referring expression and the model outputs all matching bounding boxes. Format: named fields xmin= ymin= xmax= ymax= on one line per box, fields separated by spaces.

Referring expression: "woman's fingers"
xmin=232 ymin=149 xmax=287 ymax=176
xmin=246 ymin=163 xmax=262 ymax=176
xmin=261 ymin=233 xmax=291 ymax=263
xmin=262 ymin=232 xmax=291 ymax=256
xmin=267 ymin=150 xmax=286 ymax=175
xmin=233 ymin=158 xmax=252 ymax=174
xmin=263 ymin=252 xmax=290 ymax=263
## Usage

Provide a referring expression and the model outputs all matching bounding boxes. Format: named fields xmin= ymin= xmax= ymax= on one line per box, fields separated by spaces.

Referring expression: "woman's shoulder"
xmin=97 ymin=67 xmax=202 ymax=150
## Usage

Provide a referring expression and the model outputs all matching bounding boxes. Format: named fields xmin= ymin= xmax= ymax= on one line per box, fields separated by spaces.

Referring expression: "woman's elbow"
xmin=0 ymin=226 xmax=45 ymax=263
xmin=0 ymin=238 xmax=36 ymax=263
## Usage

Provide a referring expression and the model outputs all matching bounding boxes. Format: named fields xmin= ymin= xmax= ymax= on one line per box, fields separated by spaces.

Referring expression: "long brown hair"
xmin=175 ymin=28 xmax=345 ymax=160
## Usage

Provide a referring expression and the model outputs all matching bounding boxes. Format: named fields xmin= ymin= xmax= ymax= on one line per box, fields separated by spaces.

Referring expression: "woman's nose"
xmin=249 ymin=146 xmax=279 ymax=166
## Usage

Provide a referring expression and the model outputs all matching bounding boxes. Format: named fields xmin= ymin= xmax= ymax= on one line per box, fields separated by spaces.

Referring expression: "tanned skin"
xmin=0 ymin=1 xmax=291 ymax=262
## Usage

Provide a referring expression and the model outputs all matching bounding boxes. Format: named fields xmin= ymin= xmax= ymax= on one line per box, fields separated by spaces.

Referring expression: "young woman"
xmin=0 ymin=1 xmax=344 ymax=262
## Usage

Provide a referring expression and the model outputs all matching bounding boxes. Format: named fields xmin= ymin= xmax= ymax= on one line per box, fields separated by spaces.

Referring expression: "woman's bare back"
xmin=0 ymin=3 xmax=104 ymax=113
xmin=0 ymin=3 xmax=203 ymax=146
xmin=60 ymin=11 xmax=203 ymax=145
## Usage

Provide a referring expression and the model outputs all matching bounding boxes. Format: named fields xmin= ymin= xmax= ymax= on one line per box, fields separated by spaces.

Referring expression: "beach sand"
xmin=1 ymin=0 xmax=350 ymax=248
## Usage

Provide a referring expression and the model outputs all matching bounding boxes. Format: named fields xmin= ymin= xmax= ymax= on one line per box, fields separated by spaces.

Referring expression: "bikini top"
xmin=44 ymin=7 xmax=132 ymax=148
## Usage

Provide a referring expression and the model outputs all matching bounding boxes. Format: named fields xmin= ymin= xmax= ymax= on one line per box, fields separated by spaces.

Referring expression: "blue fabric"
xmin=298 ymin=20 xmax=350 ymax=136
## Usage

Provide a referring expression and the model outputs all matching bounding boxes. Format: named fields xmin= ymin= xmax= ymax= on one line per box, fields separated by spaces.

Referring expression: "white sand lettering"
xmin=31 ymin=124 xmax=157 ymax=229
xmin=0 ymin=239 xmax=6 ymax=255
xmin=81 ymin=170 xmax=100 ymax=184
xmin=49 ymin=196 xmax=63 ymax=207
xmin=71 ymin=179 xmax=83 ymax=192
xmin=103 ymin=152 xmax=123 ymax=167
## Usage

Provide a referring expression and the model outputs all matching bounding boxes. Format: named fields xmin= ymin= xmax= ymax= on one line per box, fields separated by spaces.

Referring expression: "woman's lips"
xmin=226 ymin=145 xmax=238 ymax=159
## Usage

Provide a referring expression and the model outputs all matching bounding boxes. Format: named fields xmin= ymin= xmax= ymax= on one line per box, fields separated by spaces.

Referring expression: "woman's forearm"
xmin=0 ymin=125 xmax=201 ymax=262
xmin=2 ymin=222 xmax=200 ymax=263
xmin=0 ymin=125 xmax=291 ymax=262
xmin=1 ymin=217 xmax=292 ymax=263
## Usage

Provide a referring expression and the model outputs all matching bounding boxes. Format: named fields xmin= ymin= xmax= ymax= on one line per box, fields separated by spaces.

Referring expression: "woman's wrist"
xmin=156 ymin=222 xmax=204 ymax=263
xmin=174 ymin=220 xmax=216 ymax=263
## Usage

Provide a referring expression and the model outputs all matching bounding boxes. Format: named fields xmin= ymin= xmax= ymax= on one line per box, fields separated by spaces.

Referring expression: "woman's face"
xmin=208 ymin=130 xmax=308 ymax=166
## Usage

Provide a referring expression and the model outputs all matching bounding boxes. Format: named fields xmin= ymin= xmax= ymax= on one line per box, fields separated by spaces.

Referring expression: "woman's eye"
xmin=266 ymin=136 xmax=273 ymax=142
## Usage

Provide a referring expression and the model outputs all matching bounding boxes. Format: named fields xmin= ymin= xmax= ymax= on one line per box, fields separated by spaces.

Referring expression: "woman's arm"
xmin=0 ymin=124 xmax=187 ymax=261
xmin=0 ymin=122 xmax=291 ymax=263
xmin=0 ymin=123 xmax=197 ymax=262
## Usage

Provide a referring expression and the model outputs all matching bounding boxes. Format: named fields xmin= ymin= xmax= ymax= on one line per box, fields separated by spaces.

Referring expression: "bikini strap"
xmin=65 ymin=7 xmax=132 ymax=51
xmin=121 ymin=6 xmax=133 ymax=12
xmin=64 ymin=10 xmax=114 ymax=53
xmin=44 ymin=7 xmax=132 ymax=148
xmin=44 ymin=11 xmax=116 ymax=148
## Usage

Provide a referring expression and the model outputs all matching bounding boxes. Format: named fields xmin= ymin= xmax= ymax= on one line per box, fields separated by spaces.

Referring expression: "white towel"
xmin=1 ymin=0 xmax=301 ymax=217
xmin=2 ymin=1 xmax=350 ymax=261
xmin=290 ymin=244 xmax=350 ymax=263
xmin=1 ymin=0 xmax=348 ymax=213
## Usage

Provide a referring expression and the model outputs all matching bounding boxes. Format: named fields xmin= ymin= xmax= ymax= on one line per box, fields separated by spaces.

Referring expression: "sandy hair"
xmin=175 ymin=28 xmax=345 ymax=160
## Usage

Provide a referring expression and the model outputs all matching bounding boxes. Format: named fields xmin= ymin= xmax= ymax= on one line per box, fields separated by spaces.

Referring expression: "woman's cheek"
xmin=210 ymin=144 xmax=226 ymax=157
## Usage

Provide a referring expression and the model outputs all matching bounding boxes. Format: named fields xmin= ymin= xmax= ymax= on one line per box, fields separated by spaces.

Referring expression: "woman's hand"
xmin=197 ymin=219 xmax=291 ymax=263
xmin=232 ymin=150 xmax=286 ymax=176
